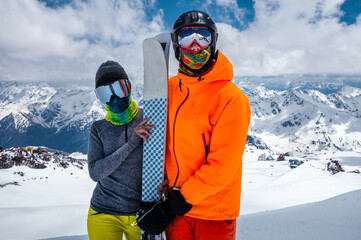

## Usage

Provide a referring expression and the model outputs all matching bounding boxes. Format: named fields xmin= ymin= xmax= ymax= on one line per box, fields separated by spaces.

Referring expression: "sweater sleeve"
xmin=181 ymin=93 xmax=251 ymax=205
xmin=87 ymin=123 xmax=142 ymax=182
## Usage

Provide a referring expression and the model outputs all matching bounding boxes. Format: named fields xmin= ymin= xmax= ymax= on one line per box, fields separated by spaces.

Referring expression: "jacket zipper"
xmin=172 ymin=79 xmax=189 ymax=187
xmin=202 ymin=133 xmax=209 ymax=164
xmin=125 ymin=123 xmax=128 ymax=143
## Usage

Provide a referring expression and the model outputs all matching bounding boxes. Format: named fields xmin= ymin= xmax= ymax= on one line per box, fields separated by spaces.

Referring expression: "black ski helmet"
xmin=171 ymin=10 xmax=218 ymax=61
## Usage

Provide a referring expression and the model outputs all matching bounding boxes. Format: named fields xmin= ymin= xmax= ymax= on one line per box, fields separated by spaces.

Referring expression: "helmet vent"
xmin=191 ymin=12 xmax=199 ymax=22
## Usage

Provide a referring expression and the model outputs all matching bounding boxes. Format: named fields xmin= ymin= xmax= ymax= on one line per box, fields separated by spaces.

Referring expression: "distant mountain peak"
xmin=239 ymin=79 xmax=361 ymax=154
xmin=1 ymin=79 xmax=361 ymax=154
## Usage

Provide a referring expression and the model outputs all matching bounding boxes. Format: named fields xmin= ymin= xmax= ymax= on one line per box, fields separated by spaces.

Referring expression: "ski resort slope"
xmin=0 ymin=149 xmax=360 ymax=239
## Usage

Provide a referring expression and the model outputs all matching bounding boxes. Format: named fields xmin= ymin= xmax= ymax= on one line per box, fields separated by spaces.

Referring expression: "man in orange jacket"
xmin=160 ymin=10 xmax=251 ymax=240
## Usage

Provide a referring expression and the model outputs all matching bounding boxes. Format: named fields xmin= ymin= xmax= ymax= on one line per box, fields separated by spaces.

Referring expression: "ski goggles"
xmin=95 ymin=79 xmax=131 ymax=104
xmin=177 ymin=27 xmax=212 ymax=49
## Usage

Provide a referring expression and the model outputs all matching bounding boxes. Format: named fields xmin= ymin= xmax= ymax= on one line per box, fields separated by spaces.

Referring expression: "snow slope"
xmin=241 ymin=149 xmax=361 ymax=215
xmin=1 ymin=205 xmax=89 ymax=240
xmin=0 ymin=148 xmax=360 ymax=240
xmin=237 ymin=189 xmax=361 ymax=240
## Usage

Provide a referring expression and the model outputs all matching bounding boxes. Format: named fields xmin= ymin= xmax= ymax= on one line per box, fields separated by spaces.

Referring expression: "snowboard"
xmin=141 ymin=33 xmax=171 ymax=240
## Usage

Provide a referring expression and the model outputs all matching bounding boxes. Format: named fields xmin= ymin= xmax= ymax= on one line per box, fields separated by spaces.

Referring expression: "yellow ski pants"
xmin=87 ymin=207 xmax=141 ymax=240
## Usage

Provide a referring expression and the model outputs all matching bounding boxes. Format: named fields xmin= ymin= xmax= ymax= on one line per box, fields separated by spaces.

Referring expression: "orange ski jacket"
xmin=165 ymin=51 xmax=251 ymax=220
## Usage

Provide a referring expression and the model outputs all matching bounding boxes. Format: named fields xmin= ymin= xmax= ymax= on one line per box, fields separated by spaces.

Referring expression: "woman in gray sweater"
xmin=87 ymin=61 xmax=154 ymax=240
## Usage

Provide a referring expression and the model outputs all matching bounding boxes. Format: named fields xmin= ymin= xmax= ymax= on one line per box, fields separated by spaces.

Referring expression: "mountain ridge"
xmin=1 ymin=77 xmax=360 ymax=154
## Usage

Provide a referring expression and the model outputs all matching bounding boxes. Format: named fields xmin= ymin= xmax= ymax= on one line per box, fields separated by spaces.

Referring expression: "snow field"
xmin=241 ymin=148 xmax=361 ymax=215
xmin=0 ymin=150 xmax=360 ymax=239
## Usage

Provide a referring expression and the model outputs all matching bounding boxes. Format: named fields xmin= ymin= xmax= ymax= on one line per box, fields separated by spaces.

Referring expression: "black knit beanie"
xmin=95 ymin=60 xmax=128 ymax=88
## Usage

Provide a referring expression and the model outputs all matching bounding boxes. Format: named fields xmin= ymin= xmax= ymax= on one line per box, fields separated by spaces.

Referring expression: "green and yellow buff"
xmin=105 ymin=96 xmax=139 ymax=125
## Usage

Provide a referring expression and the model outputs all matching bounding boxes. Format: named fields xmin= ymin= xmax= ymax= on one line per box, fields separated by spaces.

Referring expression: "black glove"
xmin=167 ymin=188 xmax=192 ymax=216
xmin=135 ymin=200 xmax=175 ymax=235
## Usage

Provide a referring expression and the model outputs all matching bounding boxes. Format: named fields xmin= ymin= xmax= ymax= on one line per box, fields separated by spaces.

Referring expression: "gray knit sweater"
xmin=87 ymin=110 xmax=143 ymax=215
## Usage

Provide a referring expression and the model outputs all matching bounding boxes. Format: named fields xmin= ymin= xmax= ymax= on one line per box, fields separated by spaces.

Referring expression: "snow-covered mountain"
xmin=1 ymin=78 xmax=360 ymax=154
xmin=240 ymin=81 xmax=361 ymax=155
xmin=0 ymin=81 xmax=103 ymax=153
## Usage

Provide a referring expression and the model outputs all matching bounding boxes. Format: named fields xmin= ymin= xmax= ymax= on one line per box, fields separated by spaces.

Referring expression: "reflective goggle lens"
xmin=112 ymin=80 xmax=129 ymax=98
xmin=95 ymin=85 xmax=113 ymax=103
xmin=178 ymin=27 xmax=212 ymax=48
xmin=95 ymin=79 xmax=131 ymax=104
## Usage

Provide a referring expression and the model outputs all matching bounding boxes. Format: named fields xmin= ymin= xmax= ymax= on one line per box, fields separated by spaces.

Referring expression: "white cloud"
xmin=0 ymin=0 xmax=164 ymax=83
xmin=0 ymin=0 xmax=360 ymax=82
xmin=215 ymin=0 xmax=237 ymax=7
xmin=217 ymin=0 xmax=361 ymax=76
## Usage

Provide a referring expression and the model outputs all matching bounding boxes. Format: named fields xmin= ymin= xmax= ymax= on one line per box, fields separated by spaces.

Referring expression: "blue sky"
xmin=38 ymin=0 xmax=360 ymax=30
xmin=39 ymin=0 xmax=361 ymax=31
xmin=0 ymin=0 xmax=361 ymax=82
xmin=151 ymin=0 xmax=256 ymax=31
xmin=340 ymin=0 xmax=361 ymax=24
xmin=38 ymin=0 xmax=256 ymax=30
